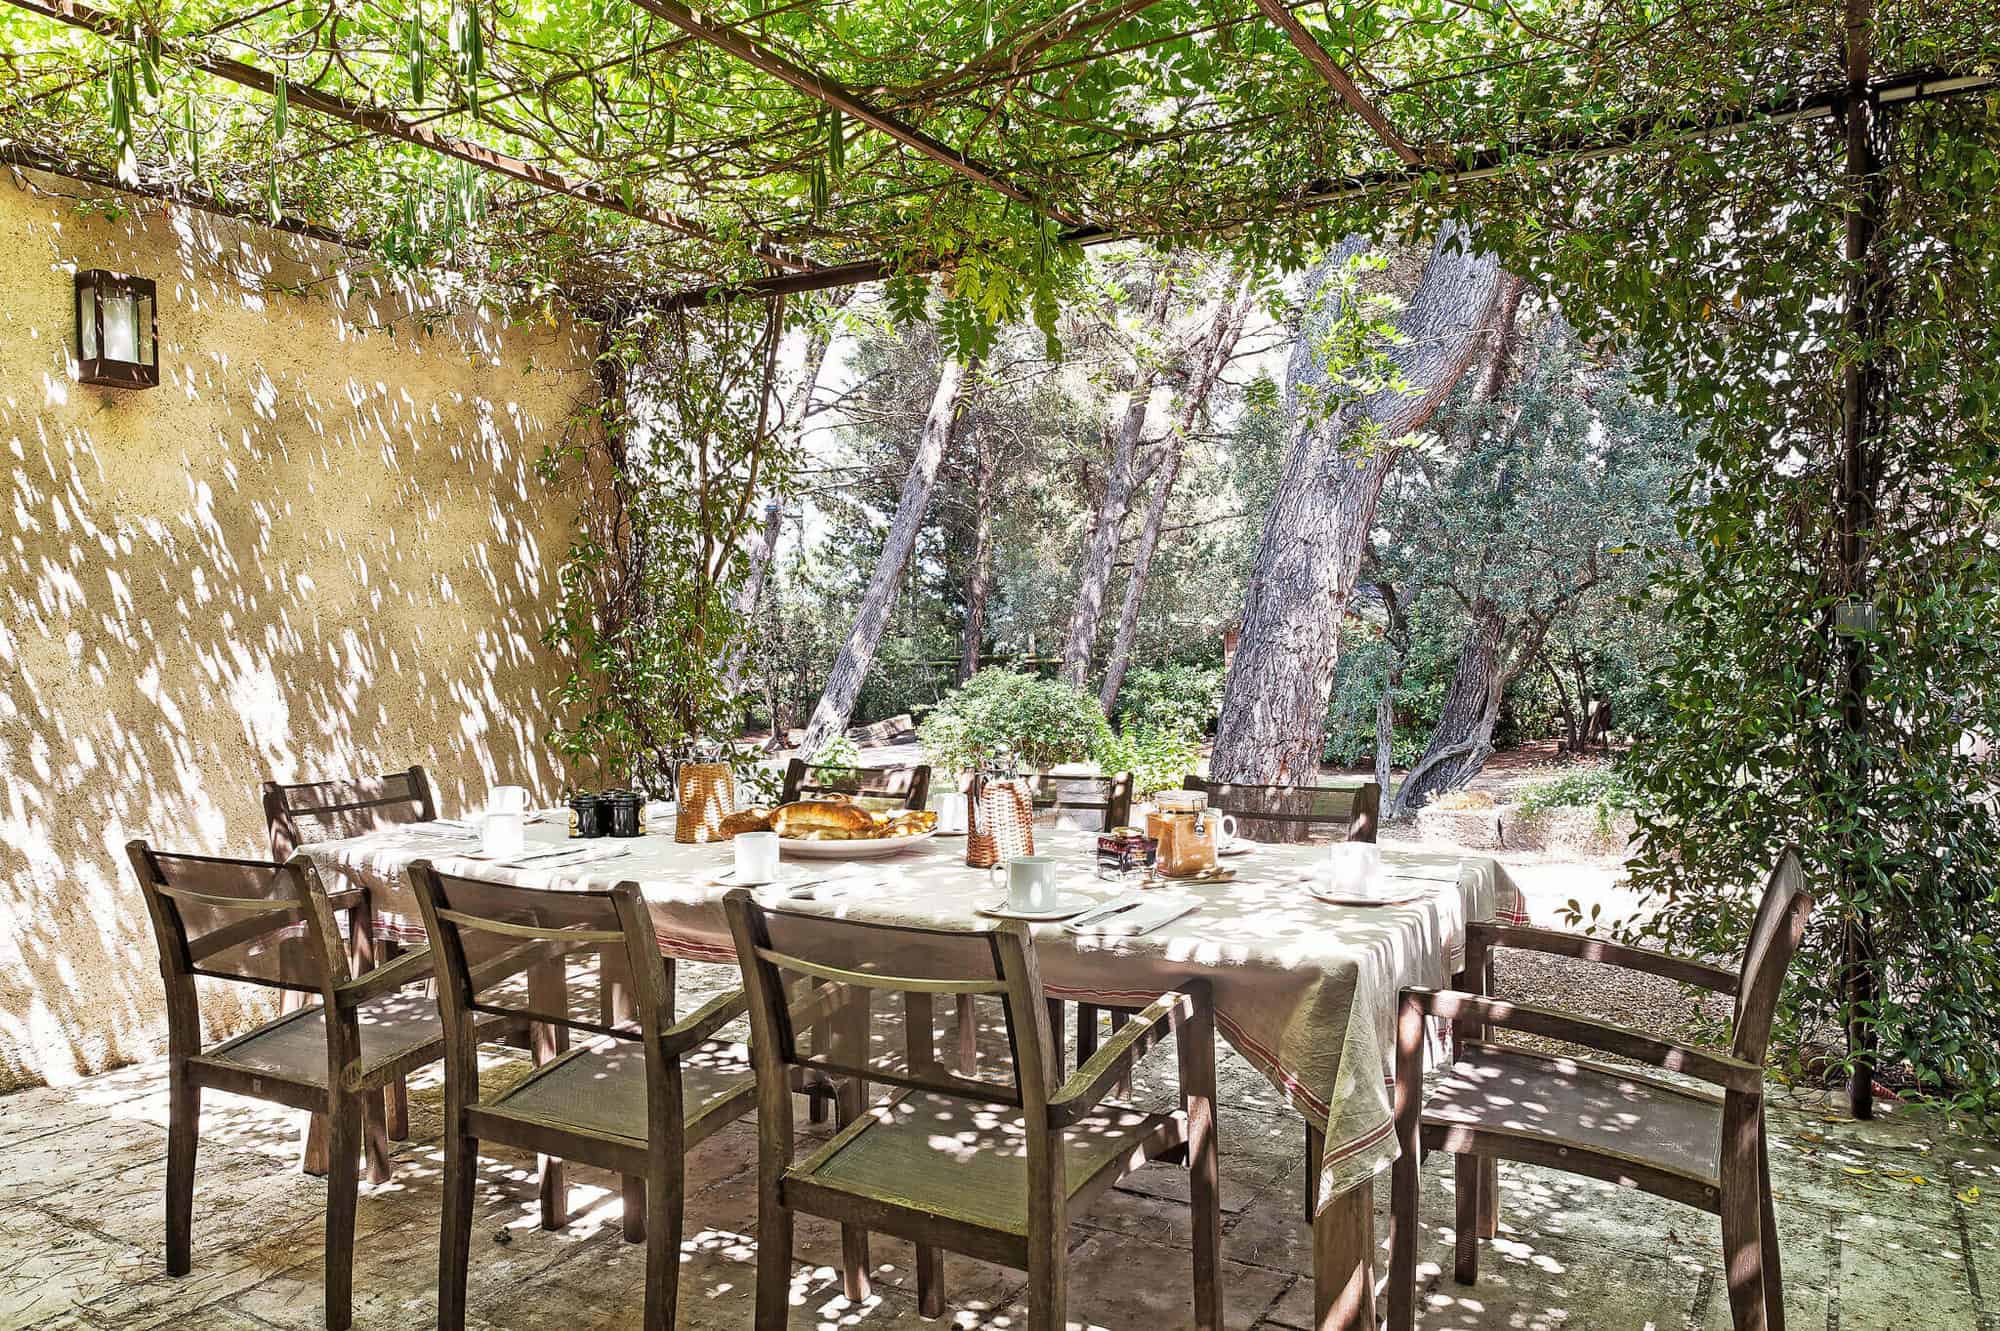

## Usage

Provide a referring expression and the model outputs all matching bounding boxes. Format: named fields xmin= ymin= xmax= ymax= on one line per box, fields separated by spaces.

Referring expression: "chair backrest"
xmin=1183 ymin=775 xmax=1380 ymax=844
xmin=127 ymin=840 xmax=349 ymax=1055
xmin=263 ymin=765 xmax=437 ymax=859
xmin=1023 ymin=770 xmax=1134 ymax=831
xmin=407 ymin=865 xmax=672 ymax=1056
xmin=725 ymin=890 xmax=1054 ymax=1115
xmin=781 ymin=758 xmax=931 ymax=810
xmin=1730 ymin=849 xmax=1813 ymax=1068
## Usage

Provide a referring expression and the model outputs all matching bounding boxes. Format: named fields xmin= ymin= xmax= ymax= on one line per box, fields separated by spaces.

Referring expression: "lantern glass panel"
xmin=78 ymin=273 xmax=98 ymax=360
xmin=134 ymin=289 xmax=155 ymax=367
xmin=103 ymin=289 xmax=138 ymax=364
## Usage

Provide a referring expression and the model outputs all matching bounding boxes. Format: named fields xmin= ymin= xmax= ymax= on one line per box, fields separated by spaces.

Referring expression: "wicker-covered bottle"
xmin=675 ymin=761 xmax=735 ymax=844
xmin=965 ymin=773 xmax=1035 ymax=868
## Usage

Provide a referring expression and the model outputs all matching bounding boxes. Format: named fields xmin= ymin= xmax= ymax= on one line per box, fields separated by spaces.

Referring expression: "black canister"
xmin=603 ymin=789 xmax=645 ymax=838
xmin=567 ymin=793 xmax=605 ymax=839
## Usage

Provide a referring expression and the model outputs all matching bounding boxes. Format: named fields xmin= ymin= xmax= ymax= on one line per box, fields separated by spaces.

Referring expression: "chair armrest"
xmin=1467 ymin=922 xmax=1738 ymax=995
xmin=1049 ymin=984 xmax=1203 ymax=1127
xmin=661 ymin=989 xmax=752 ymax=1055
xmin=333 ymin=946 xmax=435 ymax=1009
xmin=1402 ymin=987 xmax=1764 ymax=1094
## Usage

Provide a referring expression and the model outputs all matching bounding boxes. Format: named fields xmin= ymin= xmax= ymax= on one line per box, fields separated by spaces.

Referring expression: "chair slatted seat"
xmin=128 ymin=840 xmax=487 ymax=1331
xmin=410 ymin=865 xmax=760 ymax=1331
xmin=725 ymin=890 xmax=1221 ymax=1328
xmin=1388 ymin=851 xmax=1814 ymax=1331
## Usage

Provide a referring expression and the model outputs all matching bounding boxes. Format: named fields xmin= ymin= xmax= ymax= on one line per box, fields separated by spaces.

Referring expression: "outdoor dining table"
xmin=297 ymin=820 xmax=1528 ymax=1331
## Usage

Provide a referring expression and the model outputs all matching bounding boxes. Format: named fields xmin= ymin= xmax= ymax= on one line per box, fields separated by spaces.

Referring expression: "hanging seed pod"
xmin=407 ymin=13 xmax=428 ymax=102
xmin=274 ymin=74 xmax=289 ymax=138
xmin=828 ymin=107 xmax=844 ymax=174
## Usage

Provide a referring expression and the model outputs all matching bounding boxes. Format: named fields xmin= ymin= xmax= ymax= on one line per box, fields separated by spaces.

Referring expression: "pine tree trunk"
xmin=1210 ymin=230 xmax=1510 ymax=785
xmin=1389 ymin=598 xmax=1509 ymax=816
xmin=1099 ymin=275 xmax=1255 ymax=716
xmin=800 ymin=352 xmax=976 ymax=755
xmin=1059 ymin=267 xmax=1177 ymax=687
xmin=959 ymin=425 xmax=996 ymax=684
xmin=722 ymin=306 xmax=841 ymax=697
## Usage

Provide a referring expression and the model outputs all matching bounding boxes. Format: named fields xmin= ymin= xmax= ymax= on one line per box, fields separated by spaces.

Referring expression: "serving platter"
xmin=777 ymin=829 xmax=937 ymax=860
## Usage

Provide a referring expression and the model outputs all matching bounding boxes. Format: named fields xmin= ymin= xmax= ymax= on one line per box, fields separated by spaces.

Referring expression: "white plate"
xmin=1217 ymin=839 xmax=1255 ymax=857
xmin=975 ymin=893 xmax=1100 ymax=922
xmin=1308 ymin=882 xmax=1430 ymax=907
xmin=778 ymin=830 xmax=937 ymax=860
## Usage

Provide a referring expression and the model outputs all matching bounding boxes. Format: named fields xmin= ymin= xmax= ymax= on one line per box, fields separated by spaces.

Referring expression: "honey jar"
xmin=1146 ymin=791 xmax=1218 ymax=879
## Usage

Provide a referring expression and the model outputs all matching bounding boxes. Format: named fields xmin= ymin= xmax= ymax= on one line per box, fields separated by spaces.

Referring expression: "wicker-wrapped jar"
xmin=675 ymin=762 xmax=735 ymax=844
xmin=965 ymin=775 xmax=1035 ymax=868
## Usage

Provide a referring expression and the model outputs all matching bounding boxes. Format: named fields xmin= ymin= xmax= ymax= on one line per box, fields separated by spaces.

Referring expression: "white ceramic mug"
xmin=1324 ymin=841 xmax=1383 ymax=896
xmin=734 ymin=830 xmax=780 ymax=886
xmin=1211 ymin=812 xmax=1239 ymax=847
xmin=482 ymin=811 xmax=525 ymax=859
xmin=934 ymin=791 xmax=969 ymax=835
xmin=488 ymin=784 xmax=529 ymax=815
xmin=991 ymin=854 xmax=1060 ymax=914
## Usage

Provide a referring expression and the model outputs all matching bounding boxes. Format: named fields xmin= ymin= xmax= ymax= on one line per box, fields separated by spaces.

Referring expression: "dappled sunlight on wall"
xmin=0 ymin=167 xmax=596 ymax=1090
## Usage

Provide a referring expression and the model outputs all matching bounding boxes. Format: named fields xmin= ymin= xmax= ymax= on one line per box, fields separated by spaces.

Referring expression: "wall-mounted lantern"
xmin=75 ymin=269 xmax=158 ymax=388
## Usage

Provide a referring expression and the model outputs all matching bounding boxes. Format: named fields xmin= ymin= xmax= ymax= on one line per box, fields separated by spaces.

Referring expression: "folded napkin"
xmin=494 ymin=842 xmax=630 ymax=869
xmin=1063 ymin=894 xmax=1198 ymax=938
xmin=405 ymin=819 xmax=479 ymax=839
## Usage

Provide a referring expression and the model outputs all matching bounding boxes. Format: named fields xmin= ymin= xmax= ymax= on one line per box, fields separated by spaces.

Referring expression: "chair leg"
xmin=439 ymin=1130 xmax=478 ymax=1331
xmin=361 ymin=1089 xmax=393 ymax=1186
xmin=165 ymin=1069 xmax=198 ymax=1277
xmin=1304 ymin=1122 xmax=1324 ymax=1221
xmin=955 ymin=994 xmax=977 ymax=1077
xmin=1176 ymin=996 xmax=1221 ymax=1331
xmin=324 ymin=1099 xmax=361 ymax=1331
xmin=834 ymin=1078 xmax=871 ymax=1301
xmin=642 ymin=1160 xmax=683 ymax=1331
xmin=755 ymin=1181 xmax=794 ymax=1330
xmin=1758 ymin=1121 xmax=1785 ymax=1331
xmin=624 ymin=1175 xmax=646 ymax=1243
xmin=1077 ymin=1003 xmax=1101 ymax=1064
xmin=1388 ymin=1139 xmax=1421 ymax=1331
xmin=385 ymin=1078 xmax=410 ymax=1142
xmin=1478 ymin=1155 xmax=1498 ymax=1237
xmin=916 ymin=1244 xmax=945 ymax=1318
xmin=1045 ymin=998 xmax=1066 ymax=1077
xmin=1453 ymin=1155 xmax=1480 ymax=1284
xmin=1027 ymin=1216 xmax=1068 ymax=1331
xmin=1719 ymin=1179 xmax=1769 ymax=1331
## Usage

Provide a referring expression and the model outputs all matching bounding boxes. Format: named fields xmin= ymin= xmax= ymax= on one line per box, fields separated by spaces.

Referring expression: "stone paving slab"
xmin=1 ymin=1043 xmax=1992 ymax=1331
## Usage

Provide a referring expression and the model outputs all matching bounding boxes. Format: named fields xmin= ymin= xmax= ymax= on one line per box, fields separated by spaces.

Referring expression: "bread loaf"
xmin=770 ymin=800 xmax=877 ymax=840
xmin=717 ymin=808 xmax=773 ymax=839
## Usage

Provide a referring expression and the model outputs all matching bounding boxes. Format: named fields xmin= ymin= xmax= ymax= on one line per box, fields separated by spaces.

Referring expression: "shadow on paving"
xmin=0 ymin=1029 xmax=1989 ymax=1330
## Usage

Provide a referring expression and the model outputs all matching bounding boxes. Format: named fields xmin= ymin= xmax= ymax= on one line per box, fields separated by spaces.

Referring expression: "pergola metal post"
xmin=1837 ymin=0 xmax=1887 ymax=1121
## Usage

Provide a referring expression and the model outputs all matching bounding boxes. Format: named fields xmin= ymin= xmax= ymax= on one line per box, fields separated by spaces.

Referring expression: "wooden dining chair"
xmin=725 ymin=889 xmax=1221 ymax=1330
xmin=1180 ymin=774 xmax=1381 ymax=845
xmin=780 ymin=758 xmax=932 ymax=809
xmin=1388 ymin=850 xmax=1813 ymax=1331
xmin=127 ymin=840 xmax=472 ymax=1331
xmin=409 ymin=864 xmax=758 ymax=1331
xmin=263 ymin=765 xmax=437 ymax=1146
xmin=1023 ymin=769 xmax=1135 ymax=831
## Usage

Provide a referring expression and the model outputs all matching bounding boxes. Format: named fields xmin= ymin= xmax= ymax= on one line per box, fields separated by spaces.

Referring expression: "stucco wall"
xmin=0 ymin=168 xmax=596 ymax=1090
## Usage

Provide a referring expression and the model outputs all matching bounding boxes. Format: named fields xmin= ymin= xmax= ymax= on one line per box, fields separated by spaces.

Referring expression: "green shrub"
xmin=1093 ymin=723 xmax=1204 ymax=799
xmin=1115 ymin=663 xmax=1225 ymax=736
xmin=919 ymin=668 xmax=1111 ymax=779
xmin=1518 ymin=765 xmax=1637 ymax=834
xmin=809 ymin=735 xmax=862 ymax=786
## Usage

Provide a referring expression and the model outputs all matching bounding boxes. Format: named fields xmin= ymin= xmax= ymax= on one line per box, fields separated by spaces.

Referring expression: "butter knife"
xmin=1069 ymin=897 xmax=1144 ymax=930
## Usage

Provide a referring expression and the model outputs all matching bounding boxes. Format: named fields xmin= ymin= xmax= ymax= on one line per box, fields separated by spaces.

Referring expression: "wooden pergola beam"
xmin=1248 ymin=0 xmax=1419 ymax=165
xmin=6 ymin=0 xmax=814 ymax=272
xmin=622 ymin=0 xmax=1084 ymax=227
xmin=653 ymin=63 xmax=1998 ymax=311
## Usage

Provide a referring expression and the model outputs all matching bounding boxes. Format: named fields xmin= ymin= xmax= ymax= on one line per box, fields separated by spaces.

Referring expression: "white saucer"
xmin=1217 ymin=839 xmax=1256 ymax=856
xmin=975 ymin=893 xmax=1099 ymax=922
